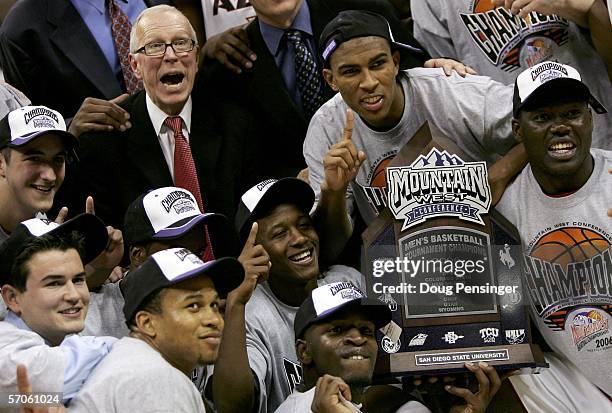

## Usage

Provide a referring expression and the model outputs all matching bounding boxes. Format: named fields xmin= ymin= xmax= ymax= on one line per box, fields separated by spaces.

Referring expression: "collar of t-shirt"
xmin=146 ymin=94 xmax=193 ymax=180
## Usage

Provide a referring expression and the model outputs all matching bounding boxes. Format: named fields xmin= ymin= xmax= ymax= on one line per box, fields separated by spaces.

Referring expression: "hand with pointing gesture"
xmin=232 ymin=222 xmax=270 ymax=305
xmin=322 ymin=109 xmax=366 ymax=193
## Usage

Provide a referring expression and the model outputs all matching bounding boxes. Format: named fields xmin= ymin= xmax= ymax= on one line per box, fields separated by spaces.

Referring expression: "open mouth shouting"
xmin=288 ymin=248 xmax=315 ymax=266
xmin=160 ymin=71 xmax=185 ymax=89
xmin=547 ymin=139 xmax=577 ymax=160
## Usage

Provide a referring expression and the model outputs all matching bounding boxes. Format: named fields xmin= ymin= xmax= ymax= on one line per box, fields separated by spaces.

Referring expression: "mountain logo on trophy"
xmin=386 ymin=148 xmax=491 ymax=230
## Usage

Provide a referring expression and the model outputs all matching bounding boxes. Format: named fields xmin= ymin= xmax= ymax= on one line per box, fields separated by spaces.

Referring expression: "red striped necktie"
xmin=164 ymin=116 xmax=214 ymax=261
xmin=108 ymin=0 xmax=143 ymax=93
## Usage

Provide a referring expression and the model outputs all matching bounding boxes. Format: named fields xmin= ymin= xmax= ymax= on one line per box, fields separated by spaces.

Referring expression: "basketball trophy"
xmin=363 ymin=122 xmax=547 ymax=381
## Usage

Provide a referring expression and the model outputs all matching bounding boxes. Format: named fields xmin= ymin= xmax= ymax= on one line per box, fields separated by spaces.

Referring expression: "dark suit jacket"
xmin=0 ymin=0 xmax=169 ymax=119
xmin=197 ymin=0 xmax=428 ymax=179
xmin=63 ymin=91 xmax=259 ymax=231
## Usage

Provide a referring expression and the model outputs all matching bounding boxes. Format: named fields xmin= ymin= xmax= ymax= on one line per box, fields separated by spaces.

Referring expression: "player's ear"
xmin=296 ymin=339 xmax=312 ymax=365
xmin=2 ymin=284 xmax=23 ymax=315
xmin=129 ymin=245 xmax=148 ymax=269
xmin=511 ymin=118 xmax=522 ymax=143
xmin=323 ymin=69 xmax=337 ymax=92
xmin=392 ymin=50 xmax=400 ymax=75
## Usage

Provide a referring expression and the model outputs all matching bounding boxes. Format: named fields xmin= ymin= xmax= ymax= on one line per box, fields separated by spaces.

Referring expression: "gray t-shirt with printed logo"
xmin=497 ymin=148 xmax=612 ymax=396
xmin=304 ymin=69 xmax=514 ymax=226
xmin=411 ymin=0 xmax=612 ymax=150
xmin=246 ymin=265 xmax=364 ymax=413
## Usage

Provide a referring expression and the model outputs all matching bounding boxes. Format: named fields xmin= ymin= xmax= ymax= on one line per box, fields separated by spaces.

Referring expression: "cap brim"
xmin=515 ymin=77 xmax=607 ymax=116
xmin=169 ymin=256 xmax=244 ymax=297
xmin=154 ymin=213 xmax=227 ymax=239
xmin=0 ymin=213 xmax=108 ymax=285
xmin=50 ymin=213 xmax=109 ymax=265
xmin=240 ymin=178 xmax=314 ymax=237
xmin=8 ymin=129 xmax=77 ymax=150
xmin=153 ymin=212 xmax=241 ymax=258
xmin=298 ymin=297 xmax=392 ymax=339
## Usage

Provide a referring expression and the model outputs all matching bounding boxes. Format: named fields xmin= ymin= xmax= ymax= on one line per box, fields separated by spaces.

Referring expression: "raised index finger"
xmin=85 ymin=196 xmax=95 ymax=215
xmin=246 ymin=222 xmax=258 ymax=247
xmin=342 ymin=109 xmax=354 ymax=142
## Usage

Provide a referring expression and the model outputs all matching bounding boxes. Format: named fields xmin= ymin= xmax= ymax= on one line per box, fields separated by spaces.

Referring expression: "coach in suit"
xmin=198 ymin=0 xmax=428 ymax=179
xmin=68 ymin=5 xmax=257 ymax=232
xmin=0 ymin=0 xmax=169 ymax=119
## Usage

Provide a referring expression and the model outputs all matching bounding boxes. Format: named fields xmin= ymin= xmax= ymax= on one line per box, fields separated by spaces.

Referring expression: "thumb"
xmin=110 ymin=93 xmax=130 ymax=104
xmin=54 ymin=207 xmax=68 ymax=224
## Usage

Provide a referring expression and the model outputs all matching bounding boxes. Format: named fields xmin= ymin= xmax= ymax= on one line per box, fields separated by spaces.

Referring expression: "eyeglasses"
xmin=135 ymin=39 xmax=196 ymax=57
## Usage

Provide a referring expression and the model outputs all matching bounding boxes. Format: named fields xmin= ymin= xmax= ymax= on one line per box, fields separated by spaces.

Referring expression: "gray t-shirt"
xmin=68 ymin=337 xmax=205 ymax=413
xmin=81 ymin=282 xmax=128 ymax=339
xmin=304 ymin=69 xmax=514 ymax=226
xmin=274 ymin=387 xmax=432 ymax=413
xmin=246 ymin=265 xmax=364 ymax=413
xmin=497 ymin=148 xmax=612 ymax=396
xmin=0 ymin=82 xmax=29 ymax=119
xmin=411 ymin=0 xmax=612 ymax=150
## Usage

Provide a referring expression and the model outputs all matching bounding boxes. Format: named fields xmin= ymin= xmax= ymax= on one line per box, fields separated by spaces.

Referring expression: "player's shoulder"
xmin=592 ymin=148 xmax=612 ymax=163
xmin=404 ymin=68 xmax=501 ymax=87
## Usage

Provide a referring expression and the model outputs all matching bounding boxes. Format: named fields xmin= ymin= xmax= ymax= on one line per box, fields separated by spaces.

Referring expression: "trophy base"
xmin=374 ymin=343 xmax=548 ymax=378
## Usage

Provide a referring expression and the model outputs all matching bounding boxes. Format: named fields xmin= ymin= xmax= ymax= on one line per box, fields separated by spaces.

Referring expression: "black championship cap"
xmin=123 ymin=186 xmax=240 ymax=257
xmin=0 ymin=105 xmax=77 ymax=150
xmin=294 ymin=281 xmax=391 ymax=339
xmin=0 ymin=214 xmax=109 ymax=285
xmin=319 ymin=10 xmax=423 ymax=68
xmin=513 ymin=61 xmax=607 ymax=117
xmin=122 ymin=247 xmax=244 ymax=321
xmin=235 ymin=178 xmax=315 ymax=241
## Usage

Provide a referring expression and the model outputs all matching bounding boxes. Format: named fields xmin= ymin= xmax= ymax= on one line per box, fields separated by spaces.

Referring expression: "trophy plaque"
xmin=363 ymin=122 xmax=547 ymax=378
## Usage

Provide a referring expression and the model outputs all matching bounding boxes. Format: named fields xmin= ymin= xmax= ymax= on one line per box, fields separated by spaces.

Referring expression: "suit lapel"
xmin=247 ymin=22 xmax=306 ymax=126
xmin=189 ymin=101 xmax=221 ymax=204
xmin=126 ymin=93 xmax=174 ymax=188
xmin=47 ymin=0 xmax=123 ymax=100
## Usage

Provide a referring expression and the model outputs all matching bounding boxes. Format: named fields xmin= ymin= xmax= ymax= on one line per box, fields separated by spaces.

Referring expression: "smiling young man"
xmin=304 ymin=10 xmax=522 ymax=234
xmin=0 ymin=214 xmax=115 ymax=408
xmin=0 ymin=106 xmax=76 ymax=241
xmin=67 ymin=247 xmax=244 ymax=413
xmin=493 ymin=61 xmax=612 ymax=410
xmin=213 ymin=178 xmax=364 ymax=413
xmin=276 ymin=282 xmax=503 ymax=413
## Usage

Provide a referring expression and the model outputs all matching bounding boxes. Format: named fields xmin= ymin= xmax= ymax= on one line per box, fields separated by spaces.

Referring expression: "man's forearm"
xmin=489 ymin=143 xmax=527 ymax=206
xmin=312 ymin=186 xmax=352 ymax=265
xmin=213 ymin=299 xmax=256 ymax=413
xmin=587 ymin=0 xmax=612 ymax=81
